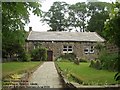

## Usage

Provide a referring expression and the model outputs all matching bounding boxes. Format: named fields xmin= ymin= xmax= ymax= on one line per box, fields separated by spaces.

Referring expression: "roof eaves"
xmin=94 ymin=32 xmax=105 ymax=42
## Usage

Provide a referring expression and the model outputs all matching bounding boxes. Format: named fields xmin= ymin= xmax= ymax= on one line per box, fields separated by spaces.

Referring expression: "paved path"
xmin=29 ymin=62 xmax=63 ymax=88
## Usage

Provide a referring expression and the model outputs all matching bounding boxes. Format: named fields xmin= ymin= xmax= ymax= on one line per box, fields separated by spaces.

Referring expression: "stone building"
xmin=26 ymin=29 xmax=105 ymax=61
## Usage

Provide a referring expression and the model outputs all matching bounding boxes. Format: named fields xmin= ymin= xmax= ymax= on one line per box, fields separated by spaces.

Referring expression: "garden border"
xmin=55 ymin=62 xmax=120 ymax=89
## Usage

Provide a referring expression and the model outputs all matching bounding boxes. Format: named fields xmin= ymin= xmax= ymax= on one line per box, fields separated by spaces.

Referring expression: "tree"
xmin=42 ymin=1 xmax=112 ymax=33
xmin=2 ymin=30 xmax=26 ymax=59
xmin=87 ymin=2 xmax=112 ymax=36
xmin=42 ymin=2 xmax=88 ymax=32
xmin=104 ymin=2 xmax=120 ymax=48
xmin=42 ymin=2 xmax=69 ymax=31
xmin=2 ymin=2 xmax=41 ymax=61
xmin=68 ymin=2 xmax=87 ymax=32
xmin=104 ymin=1 xmax=120 ymax=81
xmin=2 ymin=2 xmax=41 ymax=31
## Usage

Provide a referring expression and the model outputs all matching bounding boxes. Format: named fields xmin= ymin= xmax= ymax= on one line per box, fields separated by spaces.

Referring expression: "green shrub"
xmin=95 ymin=60 xmax=101 ymax=70
xmin=18 ymin=50 xmax=31 ymax=62
xmin=31 ymin=47 xmax=47 ymax=61
xmin=79 ymin=58 xmax=87 ymax=62
xmin=74 ymin=59 xmax=79 ymax=65
xmin=57 ymin=53 xmax=76 ymax=61
xmin=99 ymin=52 xmax=118 ymax=71
xmin=89 ymin=60 xmax=101 ymax=70
xmin=89 ymin=60 xmax=96 ymax=68
xmin=39 ymin=47 xmax=47 ymax=61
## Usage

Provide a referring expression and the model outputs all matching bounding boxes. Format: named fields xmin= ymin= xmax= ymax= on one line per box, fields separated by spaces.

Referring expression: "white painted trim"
xmin=63 ymin=45 xmax=73 ymax=53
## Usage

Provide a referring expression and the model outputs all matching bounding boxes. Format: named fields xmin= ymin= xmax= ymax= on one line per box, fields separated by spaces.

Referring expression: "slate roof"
xmin=27 ymin=31 xmax=105 ymax=42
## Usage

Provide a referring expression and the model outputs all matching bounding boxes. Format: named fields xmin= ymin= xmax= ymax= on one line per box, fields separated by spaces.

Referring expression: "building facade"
xmin=26 ymin=31 xmax=105 ymax=61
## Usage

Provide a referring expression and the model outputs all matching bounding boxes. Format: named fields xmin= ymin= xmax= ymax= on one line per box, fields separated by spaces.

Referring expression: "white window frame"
xmin=63 ymin=45 xmax=68 ymax=53
xmin=63 ymin=45 xmax=73 ymax=53
xmin=89 ymin=46 xmax=94 ymax=54
xmin=68 ymin=45 xmax=73 ymax=53
xmin=84 ymin=48 xmax=89 ymax=54
xmin=84 ymin=46 xmax=94 ymax=54
xmin=89 ymin=49 xmax=94 ymax=54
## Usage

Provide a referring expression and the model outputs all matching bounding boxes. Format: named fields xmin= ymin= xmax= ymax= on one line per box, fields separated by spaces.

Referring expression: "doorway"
xmin=47 ymin=50 xmax=53 ymax=61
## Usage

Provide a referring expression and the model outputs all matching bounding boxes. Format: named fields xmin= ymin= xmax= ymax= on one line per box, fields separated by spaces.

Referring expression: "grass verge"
xmin=2 ymin=61 xmax=42 ymax=78
xmin=56 ymin=62 xmax=117 ymax=85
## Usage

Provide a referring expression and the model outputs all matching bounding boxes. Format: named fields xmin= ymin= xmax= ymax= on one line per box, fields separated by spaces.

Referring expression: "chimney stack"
xmin=29 ymin=27 xmax=32 ymax=32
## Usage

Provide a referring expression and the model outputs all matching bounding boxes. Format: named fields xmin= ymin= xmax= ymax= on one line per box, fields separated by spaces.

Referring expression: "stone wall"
xmin=106 ymin=43 xmax=119 ymax=54
xmin=26 ymin=41 xmax=99 ymax=60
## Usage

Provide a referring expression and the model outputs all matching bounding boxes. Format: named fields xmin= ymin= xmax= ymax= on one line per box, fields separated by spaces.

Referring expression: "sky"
xmin=25 ymin=0 xmax=116 ymax=32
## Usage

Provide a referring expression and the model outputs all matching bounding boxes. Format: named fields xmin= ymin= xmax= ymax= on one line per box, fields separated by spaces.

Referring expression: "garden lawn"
xmin=2 ymin=62 xmax=42 ymax=78
xmin=56 ymin=62 xmax=117 ymax=85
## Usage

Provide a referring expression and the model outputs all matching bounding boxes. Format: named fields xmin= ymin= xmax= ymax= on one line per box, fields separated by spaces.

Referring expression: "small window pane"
xmin=90 ymin=50 xmax=93 ymax=52
xmin=68 ymin=46 xmax=72 ymax=48
xmin=64 ymin=46 xmax=67 ymax=48
xmin=68 ymin=49 xmax=72 ymax=51
xmin=63 ymin=49 xmax=67 ymax=51
xmin=84 ymin=49 xmax=88 ymax=52
xmin=84 ymin=48 xmax=89 ymax=54
xmin=90 ymin=49 xmax=94 ymax=53
xmin=91 ymin=46 xmax=94 ymax=49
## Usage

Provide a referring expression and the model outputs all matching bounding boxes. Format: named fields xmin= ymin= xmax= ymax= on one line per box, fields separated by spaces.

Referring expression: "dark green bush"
xmin=95 ymin=60 xmax=101 ymax=70
xmin=89 ymin=60 xmax=101 ymax=70
xmin=57 ymin=53 xmax=76 ymax=61
xmin=18 ymin=50 xmax=31 ymax=62
xmin=89 ymin=60 xmax=96 ymax=68
xmin=99 ymin=52 xmax=118 ymax=71
xmin=89 ymin=48 xmax=118 ymax=71
xmin=31 ymin=47 xmax=47 ymax=61
xmin=74 ymin=57 xmax=79 ymax=65
xmin=79 ymin=58 xmax=87 ymax=62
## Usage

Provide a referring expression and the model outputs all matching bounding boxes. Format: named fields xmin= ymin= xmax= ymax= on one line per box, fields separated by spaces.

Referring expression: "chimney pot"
xmin=29 ymin=27 xmax=32 ymax=32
